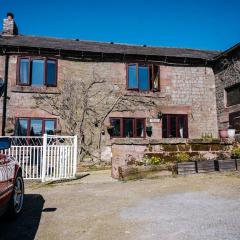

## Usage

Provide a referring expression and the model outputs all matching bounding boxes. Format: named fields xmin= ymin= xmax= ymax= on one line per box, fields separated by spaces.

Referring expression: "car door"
xmin=0 ymin=155 xmax=9 ymax=215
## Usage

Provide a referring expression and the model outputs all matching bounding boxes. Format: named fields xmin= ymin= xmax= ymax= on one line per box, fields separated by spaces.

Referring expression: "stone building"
xmin=214 ymin=43 xmax=240 ymax=131
xmin=0 ymin=14 xmax=237 ymax=165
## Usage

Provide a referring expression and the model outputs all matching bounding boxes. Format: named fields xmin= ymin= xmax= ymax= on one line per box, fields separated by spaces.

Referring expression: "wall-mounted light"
xmin=157 ymin=111 xmax=163 ymax=120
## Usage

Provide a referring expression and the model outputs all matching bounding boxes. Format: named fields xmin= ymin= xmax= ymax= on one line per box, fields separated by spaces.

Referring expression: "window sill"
xmin=11 ymin=86 xmax=60 ymax=94
xmin=124 ymin=90 xmax=166 ymax=98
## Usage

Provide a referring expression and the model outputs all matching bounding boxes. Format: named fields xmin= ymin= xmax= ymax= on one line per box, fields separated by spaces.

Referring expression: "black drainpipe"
xmin=2 ymin=54 xmax=9 ymax=136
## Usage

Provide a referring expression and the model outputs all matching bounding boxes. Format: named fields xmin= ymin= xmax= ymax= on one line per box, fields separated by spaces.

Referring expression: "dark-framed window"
xmin=162 ymin=114 xmax=188 ymax=138
xmin=229 ymin=111 xmax=240 ymax=133
xmin=127 ymin=64 xmax=160 ymax=91
xmin=110 ymin=118 xmax=145 ymax=138
xmin=225 ymin=84 xmax=240 ymax=107
xmin=15 ymin=118 xmax=57 ymax=136
xmin=17 ymin=57 xmax=57 ymax=87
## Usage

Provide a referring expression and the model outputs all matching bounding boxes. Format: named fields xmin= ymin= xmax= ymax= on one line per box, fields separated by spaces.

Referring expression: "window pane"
xmin=15 ymin=119 xmax=28 ymax=136
xmin=123 ymin=118 xmax=133 ymax=137
xmin=162 ymin=115 xmax=168 ymax=138
xmin=162 ymin=114 xmax=188 ymax=138
xmin=178 ymin=117 xmax=184 ymax=138
xmin=153 ymin=65 xmax=159 ymax=91
xmin=226 ymin=85 xmax=240 ymax=106
xmin=111 ymin=119 xmax=121 ymax=137
xmin=32 ymin=59 xmax=44 ymax=86
xmin=30 ymin=119 xmax=43 ymax=136
xmin=136 ymin=119 xmax=145 ymax=137
xmin=234 ymin=117 xmax=240 ymax=134
xmin=169 ymin=116 xmax=177 ymax=137
xmin=19 ymin=59 xmax=29 ymax=84
xmin=138 ymin=66 xmax=149 ymax=91
xmin=128 ymin=64 xmax=138 ymax=89
xmin=45 ymin=120 xmax=55 ymax=135
xmin=47 ymin=60 xmax=56 ymax=86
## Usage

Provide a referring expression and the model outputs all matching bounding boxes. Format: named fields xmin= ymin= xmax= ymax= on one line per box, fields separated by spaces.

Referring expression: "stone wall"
xmin=215 ymin=58 xmax=240 ymax=129
xmin=0 ymin=54 xmax=219 ymax=163
xmin=111 ymin=139 xmax=233 ymax=178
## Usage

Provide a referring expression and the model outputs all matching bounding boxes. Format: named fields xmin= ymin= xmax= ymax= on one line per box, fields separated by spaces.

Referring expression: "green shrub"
xmin=176 ymin=152 xmax=190 ymax=162
xmin=231 ymin=147 xmax=240 ymax=159
xmin=143 ymin=156 xmax=164 ymax=165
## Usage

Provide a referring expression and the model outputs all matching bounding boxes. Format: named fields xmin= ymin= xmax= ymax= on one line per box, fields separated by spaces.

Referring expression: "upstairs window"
xmin=18 ymin=57 xmax=57 ymax=87
xmin=110 ymin=118 xmax=145 ymax=138
xmin=226 ymin=84 xmax=240 ymax=107
xmin=15 ymin=118 xmax=56 ymax=136
xmin=162 ymin=114 xmax=188 ymax=138
xmin=127 ymin=64 xmax=160 ymax=91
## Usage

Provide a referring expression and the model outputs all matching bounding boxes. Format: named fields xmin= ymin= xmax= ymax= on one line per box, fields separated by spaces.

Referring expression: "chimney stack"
xmin=2 ymin=12 xmax=18 ymax=36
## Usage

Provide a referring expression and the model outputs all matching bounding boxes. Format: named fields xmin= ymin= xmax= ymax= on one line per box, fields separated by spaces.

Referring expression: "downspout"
xmin=2 ymin=54 xmax=9 ymax=136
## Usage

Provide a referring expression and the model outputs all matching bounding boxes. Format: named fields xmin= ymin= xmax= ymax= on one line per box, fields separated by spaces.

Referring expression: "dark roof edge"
xmin=0 ymin=34 xmax=221 ymax=61
xmin=213 ymin=42 xmax=240 ymax=60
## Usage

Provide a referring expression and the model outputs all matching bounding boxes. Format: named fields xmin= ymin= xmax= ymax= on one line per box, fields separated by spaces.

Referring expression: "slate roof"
xmin=213 ymin=42 xmax=240 ymax=60
xmin=0 ymin=34 xmax=221 ymax=60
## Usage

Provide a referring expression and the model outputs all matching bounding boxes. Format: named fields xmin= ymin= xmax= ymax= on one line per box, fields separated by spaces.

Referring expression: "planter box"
xmin=215 ymin=159 xmax=236 ymax=172
xmin=235 ymin=159 xmax=240 ymax=170
xmin=196 ymin=160 xmax=215 ymax=173
xmin=118 ymin=165 xmax=171 ymax=180
xmin=177 ymin=161 xmax=197 ymax=175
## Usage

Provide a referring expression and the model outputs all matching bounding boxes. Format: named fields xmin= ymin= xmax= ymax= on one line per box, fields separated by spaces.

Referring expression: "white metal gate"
xmin=2 ymin=134 xmax=78 ymax=182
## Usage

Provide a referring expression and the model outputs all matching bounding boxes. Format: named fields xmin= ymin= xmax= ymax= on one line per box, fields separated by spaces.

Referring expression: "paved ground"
xmin=1 ymin=170 xmax=240 ymax=240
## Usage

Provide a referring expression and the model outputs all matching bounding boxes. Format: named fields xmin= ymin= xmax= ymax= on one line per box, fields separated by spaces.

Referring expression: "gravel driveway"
xmin=1 ymin=171 xmax=240 ymax=240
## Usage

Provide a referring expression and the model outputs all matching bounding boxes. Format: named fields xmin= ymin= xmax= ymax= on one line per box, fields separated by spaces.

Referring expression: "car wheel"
xmin=6 ymin=172 xmax=24 ymax=219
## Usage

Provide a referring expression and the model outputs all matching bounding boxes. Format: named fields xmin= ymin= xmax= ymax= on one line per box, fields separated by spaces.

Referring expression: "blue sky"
xmin=0 ymin=0 xmax=239 ymax=51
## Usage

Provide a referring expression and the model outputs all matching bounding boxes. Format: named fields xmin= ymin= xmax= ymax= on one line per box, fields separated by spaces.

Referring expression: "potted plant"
xmin=146 ymin=126 xmax=152 ymax=137
xmin=5 ymin=127 xmax=14 ymax=135
xmin=191 ymin=154 xmax=215 ymax=173
xmin=215 ymin=152 xmax=236 ymax=172
xmin=231 ymin=146 xmax=240 ymax=170
xmin=219 ymin=129 xmax=228 ymax=139
xmin=106 ymin=125 xmax=114 ymax=135
xmin=228 ymin=125 xmax=236 ymax=139
xmin=176 ymin=152 xmax=197 ymax=175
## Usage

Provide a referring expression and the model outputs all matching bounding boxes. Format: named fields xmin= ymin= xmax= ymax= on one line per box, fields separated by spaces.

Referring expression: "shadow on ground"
xmin=0 ymin=194 xmax=45 ymax=240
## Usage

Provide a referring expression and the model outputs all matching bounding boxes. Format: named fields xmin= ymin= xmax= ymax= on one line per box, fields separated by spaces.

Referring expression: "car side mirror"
xmin=0 ymin=137 xmax=11 ymax=150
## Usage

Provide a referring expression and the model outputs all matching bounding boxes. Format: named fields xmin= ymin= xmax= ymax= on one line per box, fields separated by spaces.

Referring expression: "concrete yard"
xmin=1 ymin=170 xmax=240 ymax=240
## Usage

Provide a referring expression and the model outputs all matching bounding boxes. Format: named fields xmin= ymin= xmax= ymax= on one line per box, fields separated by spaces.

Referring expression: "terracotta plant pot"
xmin=219 ymin=129 xmax=228 ymax=139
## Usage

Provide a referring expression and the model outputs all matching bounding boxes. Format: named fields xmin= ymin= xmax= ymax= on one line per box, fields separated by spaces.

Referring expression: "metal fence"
xmin=2 ymin=134 xmax=78 ymax=182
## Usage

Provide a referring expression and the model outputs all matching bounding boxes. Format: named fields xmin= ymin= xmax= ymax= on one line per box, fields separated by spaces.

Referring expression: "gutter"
xmin=2 ymin=54 xmax=9 ymax=136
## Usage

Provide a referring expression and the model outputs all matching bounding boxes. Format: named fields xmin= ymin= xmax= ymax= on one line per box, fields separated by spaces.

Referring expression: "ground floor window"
xmin=15 ymin=118 xmax=56 ymax=136
xmin=229 ymin=111 xmax=240 ymax=133
xmin=162 ymin=114 xmax=188 ymax=138
xmin=110 ymin=118 xmax=145 ymax=138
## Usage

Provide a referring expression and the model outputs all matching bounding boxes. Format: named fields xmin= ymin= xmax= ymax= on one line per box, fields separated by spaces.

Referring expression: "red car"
xmin=0 ymin=137 xmax=24 ymax=219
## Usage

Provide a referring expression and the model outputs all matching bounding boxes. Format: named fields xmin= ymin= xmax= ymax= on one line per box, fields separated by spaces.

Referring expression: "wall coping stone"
xmin=111 ymin=138 xmax=234 ymax=146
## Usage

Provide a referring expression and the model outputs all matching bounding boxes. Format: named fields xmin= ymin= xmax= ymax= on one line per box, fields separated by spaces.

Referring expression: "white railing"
xmin=1 ymin=134 xmax=78 ymax=182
